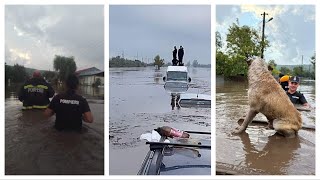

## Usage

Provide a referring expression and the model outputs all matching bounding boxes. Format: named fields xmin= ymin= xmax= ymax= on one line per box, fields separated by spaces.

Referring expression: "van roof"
xmin=167 ymin=66 xmax=188 ymax=72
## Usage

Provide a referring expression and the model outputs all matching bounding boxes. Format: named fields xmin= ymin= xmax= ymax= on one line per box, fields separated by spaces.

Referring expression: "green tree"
xmin=310 ymin=53 xmax=315 ymax=71
xmin=268 ymin=59 xmax=278 ymax=75
xmin=53 ymin=55 xmax=77 ymax=82
xmin=5 ymin=63 xmax=13 ymax=85
xmin=12 ymin=64 xmax=28 ymax=83
xmin=216 ymin=51 xmax=229 ymax=75
xmin=216 ymin=31 xmax=222 ymax=50
xmin=218 ymin=23 xmax=269 ymax=78
xmin=154 ymin=55 xmax=164 ymax=70
xmin=109 ymin=56 xmax=147 ymax=67
xmin=268 ymin=59 xmax=277 ymax=68
xmin=292 ymin=66 xmax=303 ymax=76
xmin=42 ymin=70 xmax=57 ymax=82
xmin=192 ymin=60 xmax=199 ymax=67
xmin=226 ymin=23 xmax=267 ymax=59
xmin=279 ymin=67 xmax=292 ymax=75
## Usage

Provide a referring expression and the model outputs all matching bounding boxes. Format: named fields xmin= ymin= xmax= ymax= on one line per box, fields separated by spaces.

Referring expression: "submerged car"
xmin=178 ymin=93 xmax=211 ymax=108
xmin=163 ymin=66 xmax=191 ymax=95
xmin=138 ymin=131 xmax=211 ymax=175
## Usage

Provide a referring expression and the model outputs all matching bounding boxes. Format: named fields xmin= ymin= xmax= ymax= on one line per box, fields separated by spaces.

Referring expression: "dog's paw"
xmin=232 ymin=126 xmax=245 ymax=134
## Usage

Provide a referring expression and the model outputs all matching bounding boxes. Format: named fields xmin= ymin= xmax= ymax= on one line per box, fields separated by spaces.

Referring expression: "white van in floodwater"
xmin=163 ymin=66 xmax=191 ymax=95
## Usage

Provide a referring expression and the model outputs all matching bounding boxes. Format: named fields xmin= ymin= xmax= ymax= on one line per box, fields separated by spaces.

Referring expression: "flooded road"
xmin=216 ymin=76 xmax=315 ymax=175
xmin=5 ymin=84 xmax=104 ymax=175
xmin=109 ymin=66 xmax=211 ymax=175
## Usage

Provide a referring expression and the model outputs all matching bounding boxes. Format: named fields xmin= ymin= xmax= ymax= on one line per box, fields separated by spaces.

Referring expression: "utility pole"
xmin=261 ymin=12 xmax=273 ymax=60
xmin=261 ymin=12 xmax=267 ymax=59
xmin=301 ymin=55 xmax=304 ymax=74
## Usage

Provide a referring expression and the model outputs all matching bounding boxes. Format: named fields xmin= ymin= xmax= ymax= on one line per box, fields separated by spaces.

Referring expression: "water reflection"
xmin=239 ymin=132 xmax=301 ymax=175
xmin=79 ymin=85 xmax=104 ymax=100
xmin=153 ymin=70 xmax=163 ymax=84
xmin=170 ymin=94 xmax=181 ymax=110
xmin=5 ymin=83 xmax=22 ymax=99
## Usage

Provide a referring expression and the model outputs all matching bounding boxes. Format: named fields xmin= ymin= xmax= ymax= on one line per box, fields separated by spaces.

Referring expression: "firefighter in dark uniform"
xmin=44 ymin=74 xmax=93 ymax=131
xmin=286 ymin=76 xmax=309 ymax=107
xmin=172 ymin=46 xmax=178 ymax=66
xmin=18 ymin=70 xmax=55 ymax=110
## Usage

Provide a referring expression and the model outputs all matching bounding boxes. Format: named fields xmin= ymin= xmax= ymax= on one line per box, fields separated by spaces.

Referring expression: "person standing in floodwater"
xmin=18 ymin=70 xmax=55 ymax=110
xmin=44 ymin=74 xmax=93 ymax=131
xmin=178 ymin=46 xmax=184 ymax=66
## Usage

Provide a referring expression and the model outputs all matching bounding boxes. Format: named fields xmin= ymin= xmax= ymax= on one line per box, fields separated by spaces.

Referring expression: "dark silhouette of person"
xmin=18 ymin=70 xmax=55 ymax=110
xmin=172 ymin=59 xmax=178 ymax=66
xmin=44 ymin=74 xmax=93 ymax=131
xmin=173 ymin=46 xmax=177 ymax=60
xmin=172 ymin=46 xmax=178 ymax=66
xmin=178 ymin=46 xmax=184 ymax=66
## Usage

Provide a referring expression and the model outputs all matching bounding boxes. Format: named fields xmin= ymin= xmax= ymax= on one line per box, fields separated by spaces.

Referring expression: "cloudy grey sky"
xmin=5 ymin=5 xmax=104 ymax=71
xmin=110 ymin=5 xmax=211 ymax=65
xmin=216 ymin=5 xmax=315 ymax=65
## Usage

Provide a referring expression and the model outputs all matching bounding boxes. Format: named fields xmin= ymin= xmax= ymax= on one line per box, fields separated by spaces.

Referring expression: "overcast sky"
xmin=5 ymin=5 xmax=104 ymax=71
xmin=216 ymin=5 xmax=315 ymax=65
xmin=110 ymin=5 xmax=211 ymax=65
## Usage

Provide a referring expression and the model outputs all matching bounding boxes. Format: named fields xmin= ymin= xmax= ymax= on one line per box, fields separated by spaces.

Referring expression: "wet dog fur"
xmin=233 ymin=57 xmax=302 ymax=138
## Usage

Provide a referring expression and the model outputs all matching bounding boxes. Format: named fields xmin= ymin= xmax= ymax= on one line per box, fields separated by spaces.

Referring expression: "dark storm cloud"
xmin=5 ymin=5 xmax=104 ymax=70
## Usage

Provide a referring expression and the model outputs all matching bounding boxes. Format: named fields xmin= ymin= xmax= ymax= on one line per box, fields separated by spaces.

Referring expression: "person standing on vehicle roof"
xmin=18 ymin=70 xmax=55 ymax=110
xmin=44 ymin=74 xmax=93 ymax=131
xmin=178 ymin=46 xmax=184 ymax=66
xmin=173 ymin=46 xmax=177 ymax=60
xmin=172 ymin=46 xmax=178 ymax=66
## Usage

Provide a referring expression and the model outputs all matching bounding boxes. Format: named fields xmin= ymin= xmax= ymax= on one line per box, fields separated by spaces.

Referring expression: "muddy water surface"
xmin=5 ymin=84 xmax=104 ymax=175
xmin=216 ymin=76 xmax=315 ymax=175
xmin=109 ymin=67 xmax=211 ymax=175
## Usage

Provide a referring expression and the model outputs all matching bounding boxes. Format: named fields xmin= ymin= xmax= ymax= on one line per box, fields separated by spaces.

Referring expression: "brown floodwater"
xmin=109 ymin=67 xmax=211 ymax=175
xmin=216 ymin=76 xmax=315 ymax=175
xmin=5 ymin=84 xmax=104 ymax=175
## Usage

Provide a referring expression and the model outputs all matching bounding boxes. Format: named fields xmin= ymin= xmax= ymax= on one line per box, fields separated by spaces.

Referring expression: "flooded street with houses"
xmin=109 ymin=66 xmax=211 ymax=175
xmin=5 ymin=84 xmax=104 ymax=175
xmin=216 ymin=76 xmax=315 ymax=175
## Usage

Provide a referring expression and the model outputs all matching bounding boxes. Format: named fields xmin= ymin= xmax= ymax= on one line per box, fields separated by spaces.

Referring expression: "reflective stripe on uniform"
xmin=24 ymin=84 xmax=48 ymax=89
xmin=33 ymin=105 xmax=48 ymax=109
xmin=22 ymin=106 xmax=33 ymax=110
xmin=22 ymin=105 xmax=48 ymax=110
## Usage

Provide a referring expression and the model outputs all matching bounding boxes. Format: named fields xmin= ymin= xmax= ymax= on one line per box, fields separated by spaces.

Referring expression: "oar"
xmin=295 ymin=105 xmax=311 ymax=112
xmin=184 ymin=130 xmax=211 ymax=135
xmin=237 ymin=118 xmax=315 ymax=130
